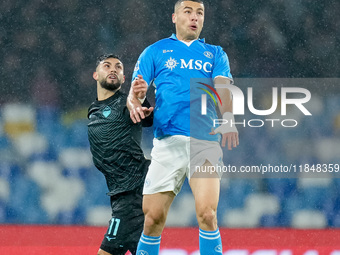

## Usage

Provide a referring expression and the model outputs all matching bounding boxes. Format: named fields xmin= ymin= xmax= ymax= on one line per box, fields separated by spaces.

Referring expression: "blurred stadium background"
xmin=0 ymin=0 xmax=340 ymax=236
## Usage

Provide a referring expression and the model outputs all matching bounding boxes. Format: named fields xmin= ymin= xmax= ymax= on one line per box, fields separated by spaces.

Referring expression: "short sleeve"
xmin=212 ymin=46 xmax=233 ymax=81
xmin=132 ymin=45 xmax=155 ymax=86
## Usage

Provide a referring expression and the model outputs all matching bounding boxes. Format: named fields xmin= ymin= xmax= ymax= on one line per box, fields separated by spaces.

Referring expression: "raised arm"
xmin=127 ymin=75 xmax=153 ymax=123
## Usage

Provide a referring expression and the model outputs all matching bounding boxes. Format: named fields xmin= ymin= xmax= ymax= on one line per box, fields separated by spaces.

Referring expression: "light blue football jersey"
xmin=132 ymin=34 xmax=232 ymax=141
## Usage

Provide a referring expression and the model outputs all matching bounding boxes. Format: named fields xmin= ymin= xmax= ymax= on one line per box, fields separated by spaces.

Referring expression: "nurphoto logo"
xmin=198 ymin=79 xmax=312 ymax=128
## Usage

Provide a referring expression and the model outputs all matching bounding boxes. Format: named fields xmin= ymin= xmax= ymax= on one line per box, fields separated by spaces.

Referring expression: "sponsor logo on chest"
xmin=164 ymin=57 xmax=212 ymax=72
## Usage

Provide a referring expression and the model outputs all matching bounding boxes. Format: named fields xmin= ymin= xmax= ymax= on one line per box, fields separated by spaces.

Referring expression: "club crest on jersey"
xmin=102 ymin=106 xmax=111 ymax=118
xmin=204 ymin=51 xmax=214 ymax=59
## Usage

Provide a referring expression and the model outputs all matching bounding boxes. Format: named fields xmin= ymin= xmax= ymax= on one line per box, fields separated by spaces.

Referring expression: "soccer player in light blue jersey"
xmin=128 ymin=1 xmax=239 ymax=254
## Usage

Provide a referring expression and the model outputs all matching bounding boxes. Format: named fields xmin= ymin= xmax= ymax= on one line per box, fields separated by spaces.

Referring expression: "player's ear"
xmin=93 ymin=71 xmax=98 ymax=81
xmin=172 ymin=13 xmax=176 ymax=24
xmin=122 ymin=75 xmax=125 ymax=84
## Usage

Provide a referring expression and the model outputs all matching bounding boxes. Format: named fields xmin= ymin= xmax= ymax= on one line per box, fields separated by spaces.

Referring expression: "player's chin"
xmin=186 ymin=33 xmax=198 ymax=40
xmin=189 ymin=30 xmax=200 ymax=39
xmin=101 ymin=81 xmax=120 ymax=91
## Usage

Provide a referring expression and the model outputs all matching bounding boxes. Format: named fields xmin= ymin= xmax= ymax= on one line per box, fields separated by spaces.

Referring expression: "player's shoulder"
xmin=140 ymin=37 xmax=173 ymax=59
xmin=146 ymin=35 xmax=176 ymax=50
xmin=199 ymin=40 xmax=224 ymax=53
xmin=87 ymin=100 xmax=100 ymax=119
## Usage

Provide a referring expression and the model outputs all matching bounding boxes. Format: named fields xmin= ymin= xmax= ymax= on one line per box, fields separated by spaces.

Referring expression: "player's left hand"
xmin=210 ymin=128 xmax=239 ymax=150
xmin=209 ymin=112 xmax=239 ymax=150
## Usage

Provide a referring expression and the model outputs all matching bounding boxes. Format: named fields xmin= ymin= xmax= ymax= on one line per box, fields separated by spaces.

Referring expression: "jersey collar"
xmin=96 ymin=90 xmax=122 ymax=104
xmin=169 ymin=33 xmax=205 ymax=43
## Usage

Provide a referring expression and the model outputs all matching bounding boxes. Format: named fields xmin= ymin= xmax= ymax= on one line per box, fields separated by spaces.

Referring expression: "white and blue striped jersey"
xmin=132 ymin=34 xmax=232 ymax=141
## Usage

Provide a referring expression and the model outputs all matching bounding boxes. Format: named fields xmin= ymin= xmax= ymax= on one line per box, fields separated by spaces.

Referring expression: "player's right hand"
xmin=143 ymin=107 xmax=154 ymax=118
xmin=127 ymin=93 xmax=154 ymax=123
xmin=127 ymin=99 xmax=143 ymax=123
xmin=129 ymin=106 xmax=154 ymax=123
xmin=132 ymin=75 xmax=147 ymax=101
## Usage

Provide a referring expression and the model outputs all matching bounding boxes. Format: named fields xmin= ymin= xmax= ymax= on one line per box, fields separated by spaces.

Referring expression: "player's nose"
xmin=190 ymin=12 xmax=198 ymax=21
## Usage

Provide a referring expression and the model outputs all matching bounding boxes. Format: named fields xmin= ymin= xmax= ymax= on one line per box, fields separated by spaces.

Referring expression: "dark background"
xmin=1 ymin=0 xmax=339 ymax=110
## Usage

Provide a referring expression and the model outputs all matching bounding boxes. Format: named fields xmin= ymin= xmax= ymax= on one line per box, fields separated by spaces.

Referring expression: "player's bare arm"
xmin=210 ymin=76 xmax=239 ymax=150
xmin=127 ymin=75 xmax=154 ymax=123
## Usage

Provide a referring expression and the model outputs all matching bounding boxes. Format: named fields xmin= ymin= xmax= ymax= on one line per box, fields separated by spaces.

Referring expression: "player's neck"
xmin=176 ymin=33 xmax=198 ymax=41
xmin=97 ymin=87 xmax=118 ymax=101
xmin=176 ymin=34 xmax=197 ymax=46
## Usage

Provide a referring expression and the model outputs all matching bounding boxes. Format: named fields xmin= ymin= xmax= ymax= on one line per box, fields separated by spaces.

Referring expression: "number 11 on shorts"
xmin=108 ymin=217 xmax=121 ymax=237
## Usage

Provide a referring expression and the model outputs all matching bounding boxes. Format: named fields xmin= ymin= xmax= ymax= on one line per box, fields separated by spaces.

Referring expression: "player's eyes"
xmin=185 ymin=10 xmax=191 ymax=14
xmin=198 ymin=12 xmax=203 ymax=16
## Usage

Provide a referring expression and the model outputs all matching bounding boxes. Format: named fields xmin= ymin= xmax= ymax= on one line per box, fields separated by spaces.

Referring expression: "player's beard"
xmin=99 ymin=76 xmax=122 ymax=92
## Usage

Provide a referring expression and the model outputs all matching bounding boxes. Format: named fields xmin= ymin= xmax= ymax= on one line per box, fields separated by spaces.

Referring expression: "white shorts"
xmin=143 ymin=135 xmax=223 ymax=195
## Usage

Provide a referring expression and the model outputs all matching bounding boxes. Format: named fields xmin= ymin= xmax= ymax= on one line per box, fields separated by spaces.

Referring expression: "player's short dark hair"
xmin=96 ymin=54 xmax=122 ymax=67
xmin=175 ymin=0 xmax=204 ymax=10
